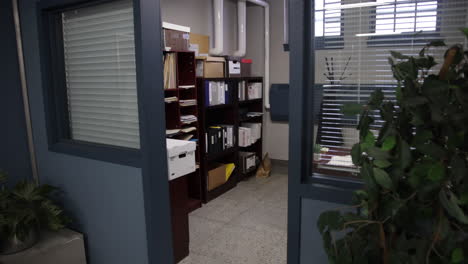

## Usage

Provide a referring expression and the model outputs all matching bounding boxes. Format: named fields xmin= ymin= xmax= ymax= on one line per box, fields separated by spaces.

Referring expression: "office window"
xmin=43 ymin=0 xmax=140 ymax=153
xmin=375 ymin=0 xmax=438 ymax=35
xmin=312 ymin=0 xmax=467 ymax=178
xmin=315 ymin=0 xmax=343 ymax=49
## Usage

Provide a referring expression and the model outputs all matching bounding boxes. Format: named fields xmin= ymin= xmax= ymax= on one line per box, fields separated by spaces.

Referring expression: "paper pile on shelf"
xmin=179 ymin=85 xmax=195 ymax=89
xmin=166 ymin=129 xmax=181 ymax=136
xmin=246 ymin=112 xmax=263 ymax=117
xmin=180 ymin=99 xmax=197 ymax=106
xmin=247 ymin=82 xmax=262 ymax=99
xmin=239 ymin=123 xmax=262 ymax=147
xmin=181 ymin=127 xmax=197 ymax=133
xmin=165 ymin=96 xmax=178 ymax=103
xmin=181 ymin=115 xmax=197 ymax=124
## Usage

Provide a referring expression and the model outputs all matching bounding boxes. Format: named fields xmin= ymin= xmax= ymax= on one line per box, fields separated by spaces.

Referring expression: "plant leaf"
xmin=317 ymin=211 xmax=342 ymax=233
xmin=373 ymin=168 xmax=393 ymax=190
xmin=452 ymin=248 xmax=464 ymax=263
xmin=367 ymin=147 xmax=391 ymax=160
xmin=439 ymin=190 xmax=468 ymax=224
xmin=427 ymin=162 xmax=445 ymax=182
xmin=390 ymin=51 xmax=409 ymax=60
xmin=382 ymin=136 xmax=397 ymax=151
xmin=461 ymin=28 xmax=468 ymax=39
xmin=368 ymin=90 xmax=384 ymax=109
xmin=374 ymin=159 xmax=392 ymax=169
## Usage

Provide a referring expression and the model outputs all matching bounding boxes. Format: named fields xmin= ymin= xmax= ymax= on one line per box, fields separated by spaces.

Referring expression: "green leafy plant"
xmin=317 ymin=31 xmax=468 ymax=264
xmin=0 ymin=172 xmax=70 ymax=245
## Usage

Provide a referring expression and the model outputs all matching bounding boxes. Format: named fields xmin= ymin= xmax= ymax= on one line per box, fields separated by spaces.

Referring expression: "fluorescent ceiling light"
xmin=356 ymin=32 xmax=403 ymax=37
xmin=324 ymin=1 xmax=394 ymax=11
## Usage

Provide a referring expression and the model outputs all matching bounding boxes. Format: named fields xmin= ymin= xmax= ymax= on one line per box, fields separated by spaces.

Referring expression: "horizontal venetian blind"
xmin=313 ymin=0 xmax=467 ymax=173
xmin=62 ymin=0 xmax=140 ymax=149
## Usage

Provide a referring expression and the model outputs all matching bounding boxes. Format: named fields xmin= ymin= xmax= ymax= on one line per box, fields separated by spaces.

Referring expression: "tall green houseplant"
xmin=318 ymin=30 xmax=468 ymax=264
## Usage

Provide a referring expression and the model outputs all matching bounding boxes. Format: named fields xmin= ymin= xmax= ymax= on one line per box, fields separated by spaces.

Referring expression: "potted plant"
xmin=0 ymin=171 xmax=70 ymax=255
xmin=317 ymin=30 xmax=468 ymax=263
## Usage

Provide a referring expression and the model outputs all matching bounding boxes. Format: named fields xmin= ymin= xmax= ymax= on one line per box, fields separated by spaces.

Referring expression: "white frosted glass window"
xmin=62 ymin=0 xmax=140 ymax=149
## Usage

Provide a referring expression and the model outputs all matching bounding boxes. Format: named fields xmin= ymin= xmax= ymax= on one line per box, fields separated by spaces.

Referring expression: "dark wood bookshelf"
xmin=197 ymin=77 xmax=264 ymax=202
xmin=164 ymin=51 xmax=202 ymax=212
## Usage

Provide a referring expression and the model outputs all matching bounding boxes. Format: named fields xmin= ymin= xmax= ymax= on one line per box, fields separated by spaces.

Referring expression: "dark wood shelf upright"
xmin=164 ymin=51 xmax=202 ymax=213
xmin=197 ymin=77 xmax=264 ymax=203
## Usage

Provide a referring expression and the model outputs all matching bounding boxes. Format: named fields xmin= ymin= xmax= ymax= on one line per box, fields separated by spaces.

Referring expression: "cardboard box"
xmin=164 ymin=29 xmax=190 ymax=51
xmin=226 ymin=56 xmax=242 ymax=77
xmin=190 ymin=33 xmax=210 ymax=56
xmin=208 ymin=163 xmax=227 ymax=191
xmin=196 ymin=56 xmax=225 ymax=78
xmin=167 ymin=139 xmax=196 ymax=181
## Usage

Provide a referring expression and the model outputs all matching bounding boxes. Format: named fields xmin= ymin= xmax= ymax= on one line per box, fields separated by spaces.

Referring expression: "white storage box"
xmin=167 ymin=139 xmax=196 ymax=181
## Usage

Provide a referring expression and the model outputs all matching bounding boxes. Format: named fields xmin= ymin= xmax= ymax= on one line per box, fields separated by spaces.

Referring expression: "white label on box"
xmin=229 ymin=61 xmax=241 ymax=74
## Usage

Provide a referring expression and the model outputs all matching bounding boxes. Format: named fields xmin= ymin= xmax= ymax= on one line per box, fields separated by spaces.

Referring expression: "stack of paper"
xmin=163 ymin=53 xmax=177 ymax=89
xmin=179 ymin=85 xmax=195 ymax=89
xmin=181 ymin=127 xmax=197 ymax=133
xmin=180 ymin=99 xmax=197 ymax=106
xmin=239 ymin=123 xmax=262 ymax=147
xmin=246 ymin=112 xmax=263 ymax=117
xmin=247 ymin=82 xmax=262 ymax=99
xmin=166 ymin=129 xmax=181 ymax=136
xmin=165 ymin=96 xmax=178 ymax=103
xmin=181 ymin=115 xmax=197 ymax=124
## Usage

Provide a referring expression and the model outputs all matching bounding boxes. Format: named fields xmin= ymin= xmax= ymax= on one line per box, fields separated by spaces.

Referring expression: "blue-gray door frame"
xmin=133 ymin=0 xmax=174 ymax=263
xmin=287 ymin=0 xmax=315 ymax=262
xmin=35 ymin=0 xmax=173 ymax=263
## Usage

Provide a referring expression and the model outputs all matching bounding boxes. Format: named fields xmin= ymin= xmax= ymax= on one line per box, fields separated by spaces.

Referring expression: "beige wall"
xmin=246 ymin=0 xmax=290 ymax=161
xmin=161 ymin=0 xmax=238 ymax=55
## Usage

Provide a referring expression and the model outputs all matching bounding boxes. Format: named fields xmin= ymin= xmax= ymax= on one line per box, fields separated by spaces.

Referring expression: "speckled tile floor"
xmin=180 ymin=164 xmax=288 ymax=264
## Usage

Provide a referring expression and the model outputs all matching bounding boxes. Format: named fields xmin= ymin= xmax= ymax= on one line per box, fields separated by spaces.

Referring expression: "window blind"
xmin=62 ymin=0 xmax=140 ymax=149
xmin=315 ymin=0 xmax=342 ymax=37
xmin=313 ymin=0 xmax=467 ymax=174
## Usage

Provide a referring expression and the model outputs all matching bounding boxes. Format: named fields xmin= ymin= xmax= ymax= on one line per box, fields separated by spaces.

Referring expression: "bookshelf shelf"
xmin=239 ymin=98 xmax=262 ymax=105
xmin=197 ymin=76 xmax=264 ymax=202
xmin=205 ymin=147 xmax=238 ymax=162
xmin=206 ymin=103 xmax=234 ymax=110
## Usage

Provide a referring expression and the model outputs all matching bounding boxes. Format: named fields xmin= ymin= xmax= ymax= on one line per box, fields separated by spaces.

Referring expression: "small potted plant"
xmin=0 ymin=171 xmax=70 ymax=255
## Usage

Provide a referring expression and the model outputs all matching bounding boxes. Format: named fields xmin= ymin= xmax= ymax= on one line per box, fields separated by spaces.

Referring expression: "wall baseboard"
xmin=271 ymin=159 xmax=288 ymax=167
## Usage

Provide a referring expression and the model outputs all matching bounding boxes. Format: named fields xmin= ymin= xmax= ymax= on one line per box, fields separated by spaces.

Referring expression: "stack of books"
xmin=205 ymin=125 xmax=235 ymax=154
xmin=181 ymin=115 xmax=197 ymax=124
xmin=180 ymin=99 xmax=197 ymax=107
